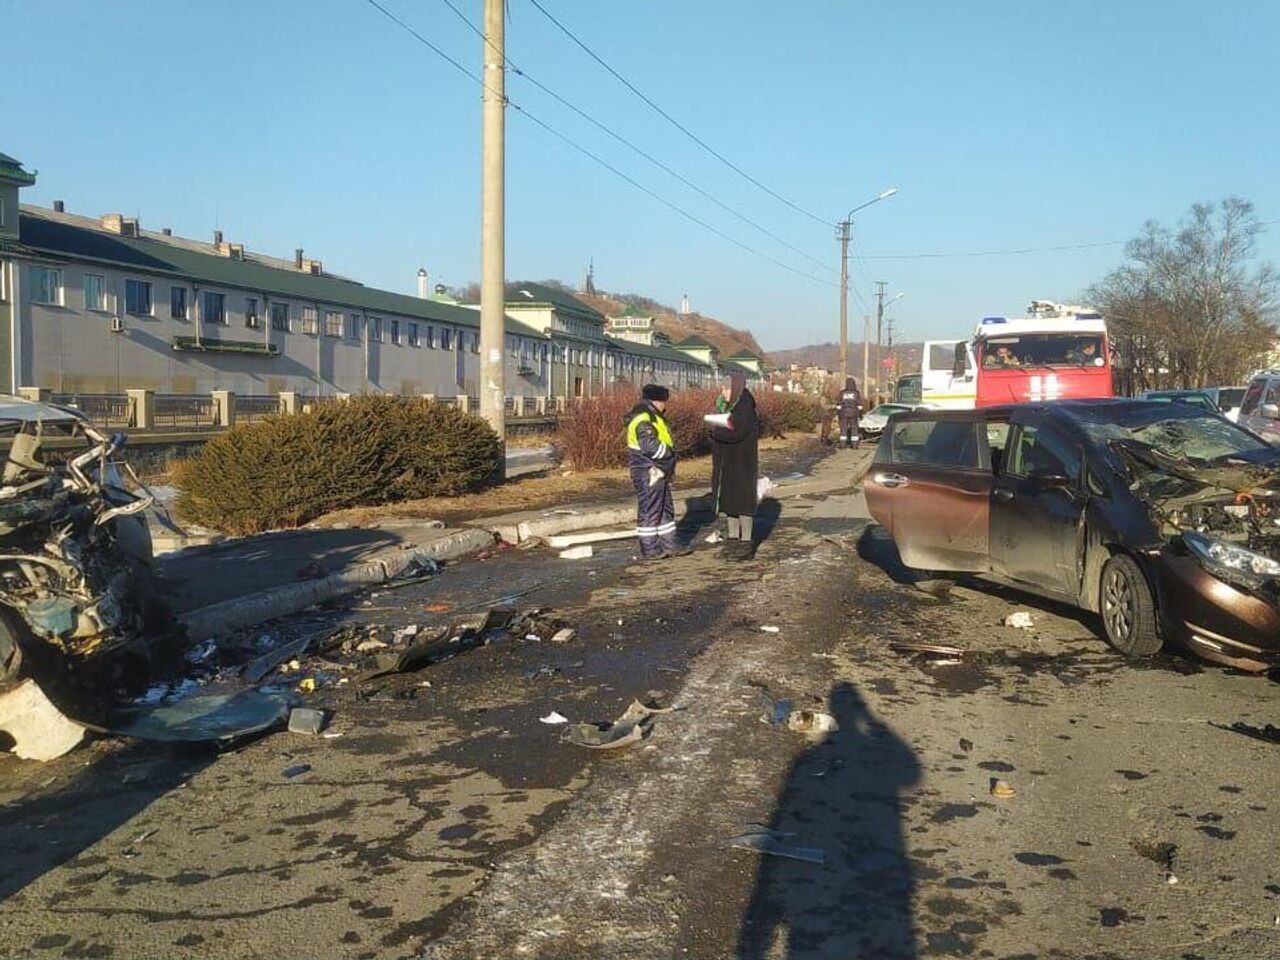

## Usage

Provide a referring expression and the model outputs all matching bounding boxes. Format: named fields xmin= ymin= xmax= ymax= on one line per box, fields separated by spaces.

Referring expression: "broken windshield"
xmin=1079 ymin=407 xmax=1273 ymax=464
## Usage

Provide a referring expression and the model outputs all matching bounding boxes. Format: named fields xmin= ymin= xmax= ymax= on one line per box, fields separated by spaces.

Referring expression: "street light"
xmin=875 ymin=291 xmax=904 ymax=398
xmin=837 ymin=187 xmax=898 ymax=391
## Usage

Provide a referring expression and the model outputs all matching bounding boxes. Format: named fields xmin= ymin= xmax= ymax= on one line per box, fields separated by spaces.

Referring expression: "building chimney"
xmin=417 ymin=268 xmax=429 ymax=299
xmin=213 ymin=229 xmax=223 ymax=246
xmin=162 ymin=227 xmax=172 ymax=236
xmin=101 ymin=214 xmax=139 ymax=237
xmin=52 ymin=200 xmax=64 ymax=213
xmin=295 ymin=248 xmax=304 ymax=269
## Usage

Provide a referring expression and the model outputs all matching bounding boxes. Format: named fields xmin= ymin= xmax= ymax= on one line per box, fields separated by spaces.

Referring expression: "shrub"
xmin=175 ymin=395 xmax=501 ymax=535
xmin=755 ymin=391 xmax=820 ymax=435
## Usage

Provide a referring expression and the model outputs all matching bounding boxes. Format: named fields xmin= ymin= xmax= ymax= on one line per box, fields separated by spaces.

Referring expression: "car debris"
xmin=1219 ymin=721 xmax=1280 ymax=744
xmin=1003 ymin=612 xmax=1035 ymax=630
xmin=725 ymin=825 xmax=825 ymax=865
xmin=0 ymin=678 xmax=86 ymax=760
xmin=108 ymin=688 xmax=293 ymax=744
xmin=361 ymin=608 xmax=513 ymax=680
xmin=564 ymin=699 xmax=667 ymax=750
xmin=287 ymin=707 xmax=326 ymax=735
xmin=540 ymin=711 xmax=569 ymax=725
xmin=550 ymin=628 xmax=576 ymax=644
xmin=559 ymin=545 xmax=594 ymax=560
xmin=0 ymin=397 xmax=169 ymax=736
xmin=990 ymin=779 xmax=1017 ymax=799
xmin=889 ymin=641 xmax=967 ymax=665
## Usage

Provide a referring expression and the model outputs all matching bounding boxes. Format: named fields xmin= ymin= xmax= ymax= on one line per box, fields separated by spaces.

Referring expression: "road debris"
xmin=705 ymin=531 xmax=722 ymax=544
xmin=559 ymin=545 xmax=594 ymax=560
xmin=546 ymin=528 xmax=636 ymax=549
xmin=297 ymin=677 xmax=317 ymax=694
xmin=550 ymin=628 xmax=576 ymax=644
xmin=889 ymin=641 xmax=966 ymax=666
xmin=241 ymin=632 xmax=315 ymax=684
xmin=786 ymin=710 xmax=839 ymax=735
xmin=540 ymin=711 xmax=569 ymax=725
xmin=913 ymin=578 xmax=955 ymax=599
xmin=281 ymin=763 xmax=311 ymax=779
xmin=1003 ymin=611 xmax=1035 ymax=630
xmin=287 ymin=707 xmax=326 ymax=735
xmin=725 ymin=825 xmax=825 ymax=865
xmin=109 ymin=689 xmax=293 ymax=744
xmin=990 ymin=779 xmax=1017 ymax=799
xmin=760 ymin=625 xmax=781 ymax=634
xmin=355 ymin=638 xmax=388 ymax=652
xmin=424 ymin=602 xmax=453 ymax=613
xmin=0 ymin=679 xmax=86 ymax=760
xmin=564 ymin=699 xmax=665 ymax=750
xmin=1220 ymin=721 xmax=1280 ymax=744
xmin=361 ymin=609 xmax=513 ymax=680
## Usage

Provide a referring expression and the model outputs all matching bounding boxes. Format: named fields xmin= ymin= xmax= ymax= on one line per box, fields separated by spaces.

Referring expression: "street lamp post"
xmin=837 ymin=187 xmax=897 ymax=391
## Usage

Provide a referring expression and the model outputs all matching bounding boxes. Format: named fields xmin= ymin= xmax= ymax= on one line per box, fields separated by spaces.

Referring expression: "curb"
xmin=178 ymin=527 xmax=494 ymax=641
xmin=483 ymin=449 xmax=875 ymax=544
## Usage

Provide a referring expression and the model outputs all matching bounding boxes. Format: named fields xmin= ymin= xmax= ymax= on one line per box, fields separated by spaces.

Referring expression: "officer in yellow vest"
xmin=625 ymin=384 xmax=679 ymax=559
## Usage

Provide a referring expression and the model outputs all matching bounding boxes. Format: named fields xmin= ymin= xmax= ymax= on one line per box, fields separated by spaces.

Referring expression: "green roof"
xmin=19 ymin=209 xmax=494 ymax=331
xmin=505 ymin=281 xmax=604 ymax=322
xmin=0 ymin=153 xmax=36 ymax=187
xmin=724 ymin=350 xmax=762 ymax=361
xmin=674 ymin=335 xmax=715 ymax=348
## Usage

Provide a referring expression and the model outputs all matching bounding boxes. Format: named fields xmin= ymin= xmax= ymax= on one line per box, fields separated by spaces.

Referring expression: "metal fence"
xmin=154 ymin=394 xmax=218 ymax=428
xmin=52 ymin=393 xmax=133 ymax=427
xmin=237 ymin=395 xmax=281 ymax=422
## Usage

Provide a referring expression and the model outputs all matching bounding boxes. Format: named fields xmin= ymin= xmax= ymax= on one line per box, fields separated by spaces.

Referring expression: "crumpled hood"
xmin=1111 ymin=438 xmax=1280 ymax=505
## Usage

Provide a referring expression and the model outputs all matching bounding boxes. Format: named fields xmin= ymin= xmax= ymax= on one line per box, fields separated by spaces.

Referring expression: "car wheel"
xmin=1100 ymin=554 xmax=1162 ymax=657
xmin=0 ymin=607 xmax=28 ymax=685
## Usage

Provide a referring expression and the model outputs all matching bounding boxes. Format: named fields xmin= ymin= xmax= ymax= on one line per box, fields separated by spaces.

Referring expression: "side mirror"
xmin=952 ymin=342 xmax=967 ymax=378
xmin=1262 ymin=403 xmax=1280 ymax=420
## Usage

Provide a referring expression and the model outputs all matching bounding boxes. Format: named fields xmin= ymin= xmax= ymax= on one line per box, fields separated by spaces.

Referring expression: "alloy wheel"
xmin=1103 ymin=568 xmax=1134 ymax=641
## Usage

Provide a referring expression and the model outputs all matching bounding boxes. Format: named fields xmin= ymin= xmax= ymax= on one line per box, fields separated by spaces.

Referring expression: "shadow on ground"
xmin=737 ymin=682 xmax=920 ymax=959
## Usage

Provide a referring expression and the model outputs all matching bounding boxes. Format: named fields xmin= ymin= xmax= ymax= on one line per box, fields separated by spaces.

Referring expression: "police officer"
xmin=837 ymin=376 xmax=862 ymax=448
xmin=625 ymin=384 xmax=678 ymax=560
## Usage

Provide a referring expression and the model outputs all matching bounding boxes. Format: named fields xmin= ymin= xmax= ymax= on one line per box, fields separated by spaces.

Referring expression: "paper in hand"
xmin=704 ymin=413 xmax=732 ymax=428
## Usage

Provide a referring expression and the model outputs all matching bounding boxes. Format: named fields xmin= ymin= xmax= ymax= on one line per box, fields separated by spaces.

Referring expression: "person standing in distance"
xmin=837 ymin=376 xmax=862 ymax=448
xmin=625 ymin=384 xmax=679 ymax=560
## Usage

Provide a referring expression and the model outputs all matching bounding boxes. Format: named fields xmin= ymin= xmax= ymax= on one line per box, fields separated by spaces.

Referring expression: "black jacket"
xmin=710 ymin=388 xmax=759 ymax=516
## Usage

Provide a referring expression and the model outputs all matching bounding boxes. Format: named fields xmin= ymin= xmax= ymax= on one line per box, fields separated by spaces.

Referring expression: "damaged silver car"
xmin=865 ymin=400 xmax=1280 ymax=670
xmin=0 ymin=396 xmax=162 ymax=716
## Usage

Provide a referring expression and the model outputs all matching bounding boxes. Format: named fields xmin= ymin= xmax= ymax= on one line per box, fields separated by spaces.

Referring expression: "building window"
xmin=202 ymin=291 xmax=226 ymax=324
xmin=125 ymin=279 xmax=152 ymax=316
xmin=83 ymin=274 xmax=106 ymax=311
xmin=441 ymin=328 xmax=453 ymax=350
xmin=171 ymin=286 xmax=187 ymax=319
xmin=426 ymin=325 xmax=436 ymax=348
xmin=0 ymin=198 xmax=5 ymax=229
xmin=30 ymin=267 xmax=63 ymax=305
xmin=390 ymin=319 xmax=401 ymax=344
xmin=324 ymin=310 xmax=343 ymax=337
xmin=407 ymin=322 xmax=419 ymax=347
xmin=369 ymin=316 xmax=382 ymax=342
xmin=347 ymin=314 xmax=362 ymax=341
xmin=245 ymin=297 xmax=259 ymax=328
xmin=301 ymin=306 xmax=318 ymax=335
xmin=472 ymin=332 xmax=480 ymax=353
xmin=270 ymin=301 xmax=289 ymax=332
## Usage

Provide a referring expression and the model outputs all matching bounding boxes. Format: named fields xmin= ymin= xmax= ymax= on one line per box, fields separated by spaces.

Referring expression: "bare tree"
xmin=1090 ymin=197 xmax=1277 ymax=392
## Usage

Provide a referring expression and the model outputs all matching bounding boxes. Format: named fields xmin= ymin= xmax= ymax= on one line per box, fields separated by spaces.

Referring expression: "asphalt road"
xmin=5 ymin=445 xmax=1280 ymax=959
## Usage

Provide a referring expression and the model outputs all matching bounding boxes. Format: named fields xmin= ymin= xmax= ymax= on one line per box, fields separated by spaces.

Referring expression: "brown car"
xmin=864 ymin=400 xmax=1280 ymax=670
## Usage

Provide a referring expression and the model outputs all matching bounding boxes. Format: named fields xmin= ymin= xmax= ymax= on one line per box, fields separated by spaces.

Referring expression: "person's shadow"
xmin=738 ymin=682 xmax=921 ymax=959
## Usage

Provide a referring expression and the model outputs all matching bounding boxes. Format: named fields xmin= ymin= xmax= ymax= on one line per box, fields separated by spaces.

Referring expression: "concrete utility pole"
xmin=479 ymin=0 xmax=506 ymax=443
xmin=837 ymin=221 xmax=850 ymax=384
xmin=874 ymin=280 xmax=886 ymax=400
xmin=862 ymin=314 xmax=870 ymax=395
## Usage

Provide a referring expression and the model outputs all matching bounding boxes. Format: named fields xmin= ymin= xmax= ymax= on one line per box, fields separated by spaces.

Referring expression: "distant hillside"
xmin=772 ymin=341 xmax=924 ymax=375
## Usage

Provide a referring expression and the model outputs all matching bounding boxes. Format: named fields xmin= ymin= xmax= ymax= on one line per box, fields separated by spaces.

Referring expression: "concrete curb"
xmin=481 ymin=449 xmax=874 ymax=544
xmin=178 ymin=527 xmax=494 ymax=641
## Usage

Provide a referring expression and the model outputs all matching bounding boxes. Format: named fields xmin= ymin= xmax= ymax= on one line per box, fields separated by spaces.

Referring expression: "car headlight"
xmin=1183 ymin=530 xmax=1280 ymax=583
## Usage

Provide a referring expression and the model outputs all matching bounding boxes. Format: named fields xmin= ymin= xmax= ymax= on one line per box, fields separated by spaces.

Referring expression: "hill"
xmin=772 ymin=341 xmax=924 ymax=378
xmin=574 ymin=289 xmax=768 ymax=360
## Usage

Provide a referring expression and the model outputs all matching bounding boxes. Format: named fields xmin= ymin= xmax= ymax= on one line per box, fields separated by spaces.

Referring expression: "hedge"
xmin=175 ymin=395 xmax=501 ymax=535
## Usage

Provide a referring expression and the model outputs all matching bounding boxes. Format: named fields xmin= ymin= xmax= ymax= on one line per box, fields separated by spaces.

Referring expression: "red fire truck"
xmin=966 ymin=301 xmax=1113 ymax=407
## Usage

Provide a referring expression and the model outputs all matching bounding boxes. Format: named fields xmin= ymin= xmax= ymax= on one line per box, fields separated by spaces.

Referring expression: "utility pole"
xmin=862 ymin=314 xmax=870 ymax=395
xmin=479 ymin=0 xmax=506 ymax=446
xmin=837 ymin=220 xmax=850 ymax=384
xmin=874 ymin=280 xmax=887 ymax=401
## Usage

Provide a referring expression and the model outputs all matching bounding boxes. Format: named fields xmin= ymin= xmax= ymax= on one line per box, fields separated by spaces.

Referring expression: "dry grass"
xmin=317 ymin=434 xmax=806 ymax=528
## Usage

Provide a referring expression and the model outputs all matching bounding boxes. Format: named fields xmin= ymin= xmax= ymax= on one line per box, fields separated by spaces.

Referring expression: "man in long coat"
xmin=710 ymin=372 xmax=760 ymax=560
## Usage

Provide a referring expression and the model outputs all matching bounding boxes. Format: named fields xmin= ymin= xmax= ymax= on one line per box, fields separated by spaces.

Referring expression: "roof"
xmin=974 ymin=316 xmax=1107 ymax=337
xmin=0 ymin=153 xmax=36 ymax=186
xmin=724 ymin=350 xmax=762 ymax=361
xmin=719 ymin=358 xmax=758 ymax=378
xmin=505 ymin=281 xmax=604 ymax=322
xmin=674 ymin=335 xmax=716 ymax=349
xmin=18 ymin=207 xmax=495 ymax=331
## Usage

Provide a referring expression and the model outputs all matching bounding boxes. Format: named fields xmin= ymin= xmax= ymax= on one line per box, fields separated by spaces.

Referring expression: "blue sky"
xmin=8 ymin=1 xmax=1279 ymax=350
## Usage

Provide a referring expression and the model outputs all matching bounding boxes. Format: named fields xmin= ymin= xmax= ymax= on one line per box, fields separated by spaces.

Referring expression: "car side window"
xmin=889 ymin=419 xmax=981 ymax=469
xmin=985 ymin=420 xmax=1011 ymax=474
xmin=1240 ymin=380 xmax=1266 ymax=416
xmin=1007 ymin=423 xmax=1081 ymax=483
xmin=1264 ymin=380 xmax=1280 ymax=414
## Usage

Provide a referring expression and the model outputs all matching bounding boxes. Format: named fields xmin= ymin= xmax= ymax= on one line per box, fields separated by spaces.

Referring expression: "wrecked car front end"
xmin=1111 ymin=436 xmax=1280 ymax=669
xmin=0 ymin=398 xmax=161 ymax=714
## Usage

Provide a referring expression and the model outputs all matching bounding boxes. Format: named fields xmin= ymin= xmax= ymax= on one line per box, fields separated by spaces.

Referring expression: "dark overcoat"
xmin=710 ymin=388 xmax=760 ymax=516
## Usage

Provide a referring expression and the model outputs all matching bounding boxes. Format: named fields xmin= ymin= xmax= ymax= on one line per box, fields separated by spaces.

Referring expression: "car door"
xmin=989 ymin=413 xmax=1086 ymax=599
xmin=864 ymin=413 xmax=992 ymax=571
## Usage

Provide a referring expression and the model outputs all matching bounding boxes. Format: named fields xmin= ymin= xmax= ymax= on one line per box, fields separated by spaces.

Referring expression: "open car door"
xmin=864 ymin=411 xmax=993 ymax=572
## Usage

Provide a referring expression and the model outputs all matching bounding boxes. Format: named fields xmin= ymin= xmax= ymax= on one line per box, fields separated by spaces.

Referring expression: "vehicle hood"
xmin=1110 ymin=439 xmax=1280 ymax=505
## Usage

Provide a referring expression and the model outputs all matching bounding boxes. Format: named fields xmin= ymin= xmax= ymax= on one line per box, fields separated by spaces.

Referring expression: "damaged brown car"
xmin=865 ymin=400 xmax=1280 ymax=670
xmin=0 ymin=396 xmax=162 ymax=717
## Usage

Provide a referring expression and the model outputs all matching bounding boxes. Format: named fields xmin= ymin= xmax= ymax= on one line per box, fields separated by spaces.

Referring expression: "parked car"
xmin=859 ymin=403 xmax=915 ymax=441
xmin=1236 ymin=372 xmax=1280 ymax=443
xmin=1140 ymin=389 xmax=1220 ymax=414
xmin=864 ymin=400 xmax=1280 ymax=670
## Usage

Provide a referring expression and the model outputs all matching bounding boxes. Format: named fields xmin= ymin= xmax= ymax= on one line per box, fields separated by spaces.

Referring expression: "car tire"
xmin=0 ymin=607 xmax=28 ymax=686
xmin=1100 ymin=554 xmax=1162 ymax=657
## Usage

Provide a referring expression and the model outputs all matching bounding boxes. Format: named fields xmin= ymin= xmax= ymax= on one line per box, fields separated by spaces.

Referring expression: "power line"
xmin=859 ymin=239 xmax=1126 ymax=260
xmin=523 ymin=0 xmax=831 ymax=227
xmin=366 ymin=0 xmax=837 ymax=289
xmin=436 ymin=0 xmax=833 ymax=274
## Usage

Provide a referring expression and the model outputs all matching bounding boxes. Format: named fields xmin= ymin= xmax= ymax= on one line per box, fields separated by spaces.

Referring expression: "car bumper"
xmin=1156 ymin=553 xmax=1280 ymax=670
xmin=859 ymin=423 xmax=886 ymax=437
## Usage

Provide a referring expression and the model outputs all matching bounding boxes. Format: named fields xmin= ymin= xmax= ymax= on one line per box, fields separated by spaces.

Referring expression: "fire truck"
xmin=964 ymin=301 xmax=1113 ymax=407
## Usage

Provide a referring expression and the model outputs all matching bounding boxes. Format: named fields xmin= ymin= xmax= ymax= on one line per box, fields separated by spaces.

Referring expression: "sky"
xmin=7 ymin=0 xmax=1280 ymax=351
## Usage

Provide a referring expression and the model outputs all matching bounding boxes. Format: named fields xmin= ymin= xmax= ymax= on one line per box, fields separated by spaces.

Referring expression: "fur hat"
xmin=642 ymin=384 xmax=670 ymax=402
